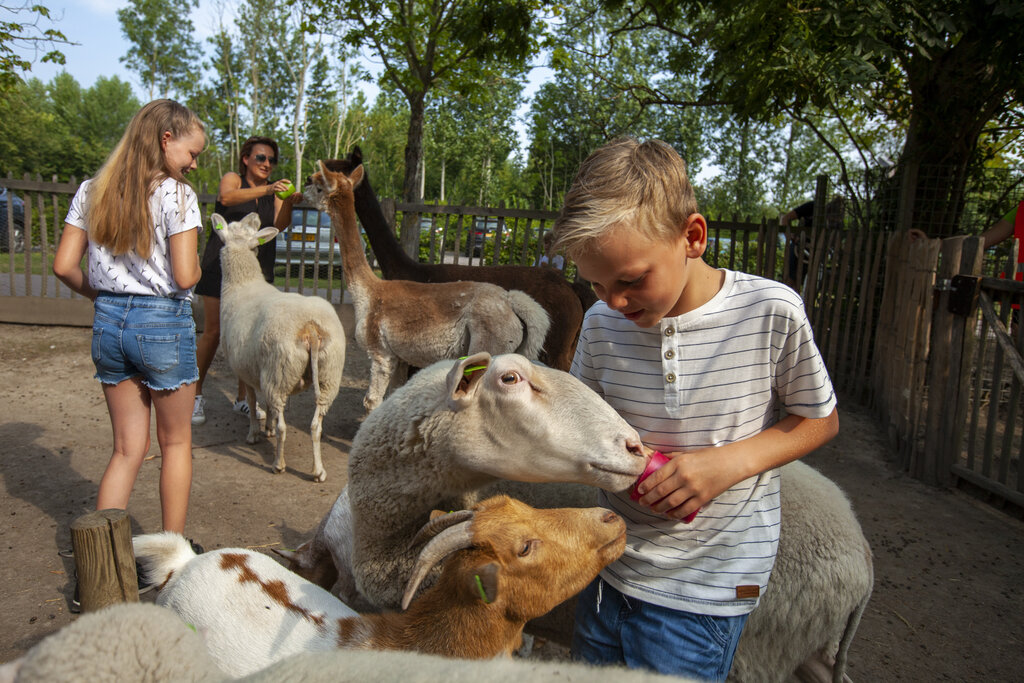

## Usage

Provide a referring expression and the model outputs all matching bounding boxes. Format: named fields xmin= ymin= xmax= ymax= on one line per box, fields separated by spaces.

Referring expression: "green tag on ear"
xmin=457 ymin=356 xmax=487 ymax=377
xmin=474 ymin=574 xmax=490 ymax=604
xmin=257 ymin=237 xmax=266 ymax=245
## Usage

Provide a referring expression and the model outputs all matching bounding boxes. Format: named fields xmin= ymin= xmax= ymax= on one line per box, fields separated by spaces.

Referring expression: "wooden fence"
xmin=2 ymin=176 xmax=1019 ymax=511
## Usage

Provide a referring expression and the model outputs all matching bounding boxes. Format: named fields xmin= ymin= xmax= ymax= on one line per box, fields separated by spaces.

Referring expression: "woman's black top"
xmin=194 ymin=177 xmax=277 ymax=297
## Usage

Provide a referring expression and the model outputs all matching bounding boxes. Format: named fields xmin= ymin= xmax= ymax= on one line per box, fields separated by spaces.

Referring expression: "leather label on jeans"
xmin=735 ymin=585 xmax=760 ymax=599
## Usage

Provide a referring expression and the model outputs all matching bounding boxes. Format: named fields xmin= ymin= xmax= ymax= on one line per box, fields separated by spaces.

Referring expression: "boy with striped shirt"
xmin=551 ymin=137 xmax=838 ymax=682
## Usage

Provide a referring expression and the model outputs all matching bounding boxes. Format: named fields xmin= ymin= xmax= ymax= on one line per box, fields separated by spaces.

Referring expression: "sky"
xmin=22 ymin=0 xmax=549 ymax=152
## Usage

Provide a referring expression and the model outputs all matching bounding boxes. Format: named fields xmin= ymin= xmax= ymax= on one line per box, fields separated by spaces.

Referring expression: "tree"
xmin=312 ymin=0 xmax=539 ymax=254
xmin=117 ymin=0 xmax=201 ymax=100
xmin=601 ymin=0 xmax=1024 ymax=235
xmin=0 ymin=1 xmax=71 ymax=92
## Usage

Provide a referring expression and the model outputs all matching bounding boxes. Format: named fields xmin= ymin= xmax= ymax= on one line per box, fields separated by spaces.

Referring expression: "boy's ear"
xmin=682 ymin=213 xmax=708 ymax=258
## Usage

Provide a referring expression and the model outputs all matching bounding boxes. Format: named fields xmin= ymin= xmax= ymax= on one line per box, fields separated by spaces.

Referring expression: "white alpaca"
xmin=305 ymin=162 xmax=551 ymax=414
xmin=214 ymin=212 xmax=346 ymax=482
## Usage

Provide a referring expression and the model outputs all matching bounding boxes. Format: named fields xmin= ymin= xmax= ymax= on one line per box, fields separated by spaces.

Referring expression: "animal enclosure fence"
xmin=1 ymin=175 xmax=1019 ymax=511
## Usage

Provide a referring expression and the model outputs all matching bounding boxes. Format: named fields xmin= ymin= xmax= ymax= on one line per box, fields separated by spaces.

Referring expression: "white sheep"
xmin=729 ymin=459 xmax=873 ymax=683
xmin=305 ymin=162 xmax=551 ymax=414
xmin=132 ymin=495 xmax=627 ymax=677
xmin=2 ymin=603 xmax=692 ymax=683
xmin=278 ymin=352 xmax=647 ymax=612
xmin=213 ymin=212 xmax=346 ymax=482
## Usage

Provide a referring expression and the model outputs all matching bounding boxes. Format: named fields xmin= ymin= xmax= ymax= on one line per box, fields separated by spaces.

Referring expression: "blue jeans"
xmin=92 ymin=293 xmax=198 ymax=391
xmin=571 ymin=578 xmax=748 ymax=683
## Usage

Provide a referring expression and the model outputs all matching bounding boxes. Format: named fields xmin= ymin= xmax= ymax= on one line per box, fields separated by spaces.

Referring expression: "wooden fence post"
xmin=70 ymin=509 xmax=140 ymax=613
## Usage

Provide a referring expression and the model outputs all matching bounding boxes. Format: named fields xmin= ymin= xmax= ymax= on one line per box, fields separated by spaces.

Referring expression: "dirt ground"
xmin=2 ymin=317 xmax=1023 ymax=680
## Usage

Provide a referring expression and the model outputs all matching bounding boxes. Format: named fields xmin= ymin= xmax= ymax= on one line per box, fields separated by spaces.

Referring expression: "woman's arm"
xmin=217 ymin=172 xmax=294 ymax=207
xmin=637 ymin=408 xmax=840 ymax=520
xmin=274 ymin=191 xmax=304 ymax=229
xmin=169 ymin=228 xmax=201 ymax=290
xmin=53 ymin=225 xmax=98 ymax=300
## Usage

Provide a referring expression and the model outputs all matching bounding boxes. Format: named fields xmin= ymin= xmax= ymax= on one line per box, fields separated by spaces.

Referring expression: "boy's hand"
xmin=635 ymin=448 xmax=743 ymax=521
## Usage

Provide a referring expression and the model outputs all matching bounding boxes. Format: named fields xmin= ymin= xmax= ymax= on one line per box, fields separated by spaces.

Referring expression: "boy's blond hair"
xmin=552 ymin=137 xmax=698 ymax=257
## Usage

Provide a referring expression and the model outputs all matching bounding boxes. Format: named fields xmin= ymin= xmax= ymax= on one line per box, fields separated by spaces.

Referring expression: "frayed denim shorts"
xmin=91 ymin=293 xmax=198 ymax=391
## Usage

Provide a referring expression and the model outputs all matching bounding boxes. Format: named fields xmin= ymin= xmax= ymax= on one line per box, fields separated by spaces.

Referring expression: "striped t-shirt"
xmin=571 ymin=269 xmax=836 ymax=617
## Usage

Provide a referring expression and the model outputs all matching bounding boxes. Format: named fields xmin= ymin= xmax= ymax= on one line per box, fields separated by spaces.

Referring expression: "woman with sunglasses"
xmin=192 ymin=136 xmax=303 ymax=425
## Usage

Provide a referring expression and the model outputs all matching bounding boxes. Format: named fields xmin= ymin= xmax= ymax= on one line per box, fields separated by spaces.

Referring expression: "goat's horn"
xmin=408 ymin=509 xmax=474 ymax=549
xmin=401 ymin=521 xmax=474 ymax=610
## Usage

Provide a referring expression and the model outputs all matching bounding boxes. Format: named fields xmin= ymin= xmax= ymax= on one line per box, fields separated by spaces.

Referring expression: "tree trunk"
xmin=400 ymin=92 xmax=427 ymax=257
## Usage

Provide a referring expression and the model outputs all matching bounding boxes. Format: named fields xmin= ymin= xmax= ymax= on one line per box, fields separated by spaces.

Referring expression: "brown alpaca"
xmin=308 ymin=162 xmax=551 ymax=414
xmin=320 ymin=148 xmax=596 ymax=371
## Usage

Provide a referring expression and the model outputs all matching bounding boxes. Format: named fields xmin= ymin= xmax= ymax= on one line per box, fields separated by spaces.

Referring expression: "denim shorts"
xmin=91 ymin=293 xmax=198 ymax=391
xmin=571 ymin=578 xmax=749 ymax=682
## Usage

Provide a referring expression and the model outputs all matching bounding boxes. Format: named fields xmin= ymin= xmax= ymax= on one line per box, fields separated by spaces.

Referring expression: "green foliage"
xmin=0 ymin=1 xmax=70 ymax=92
xmin=0 ymin=74 xmax=139 ymax=180
xmin=117 ymin=0 xmax=200 ymax=99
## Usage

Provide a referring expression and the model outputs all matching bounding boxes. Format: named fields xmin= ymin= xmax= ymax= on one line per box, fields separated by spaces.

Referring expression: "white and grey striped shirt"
xmin=572 ymin=269 xmax=836 ymax=616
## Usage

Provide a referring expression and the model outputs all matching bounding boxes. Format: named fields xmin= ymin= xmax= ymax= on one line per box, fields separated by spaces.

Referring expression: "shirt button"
xmin=664 ymin=327 xmax=675 ymax=336
xmin=666 ymin=372 xmax=676 ymax=383
xmin=665 ymin=349 xmax=675 ymax=359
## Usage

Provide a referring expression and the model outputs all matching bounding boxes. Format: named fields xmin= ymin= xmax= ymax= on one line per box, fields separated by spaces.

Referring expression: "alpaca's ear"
xmin=446 ymin=352 xmax=491 ymax=409
xmin=350 ymin=164 xmax=365 ymax=188
xmin=317 ymin=160 xmax=337 ymax=192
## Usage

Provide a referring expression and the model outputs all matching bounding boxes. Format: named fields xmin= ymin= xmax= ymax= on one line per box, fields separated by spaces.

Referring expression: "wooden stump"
xmin=70 ymin=509 xmax=139 ymax=612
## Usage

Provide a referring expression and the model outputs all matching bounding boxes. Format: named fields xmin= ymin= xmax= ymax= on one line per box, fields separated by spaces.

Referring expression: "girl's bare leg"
xmin=96 ymin=377 xmax=151 ymax=512
xmin=151 ymin=382 xmax=196 ymax=534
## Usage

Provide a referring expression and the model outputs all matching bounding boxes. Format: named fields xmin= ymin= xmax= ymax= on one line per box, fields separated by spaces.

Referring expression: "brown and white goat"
xmin=132 ymin=495 xmax=625 ymax=678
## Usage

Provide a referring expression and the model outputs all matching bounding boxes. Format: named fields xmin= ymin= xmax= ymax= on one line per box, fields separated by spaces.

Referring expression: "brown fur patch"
xmin=219 ymin=553 xmax=327 ymax=631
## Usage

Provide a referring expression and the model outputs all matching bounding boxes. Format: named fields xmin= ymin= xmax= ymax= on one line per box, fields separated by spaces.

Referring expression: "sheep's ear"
xmin=446 ymin=352 xmax=491 ymax=410
xmin=465 ymin=563 xmax=499 ymax=605
xmin=255 ymin=227 xmax=279 ymax=245
xmin=211 ymin=213 xmax=228 ymax=242
xmin=350 ymin=164 xmax=365 ymax=188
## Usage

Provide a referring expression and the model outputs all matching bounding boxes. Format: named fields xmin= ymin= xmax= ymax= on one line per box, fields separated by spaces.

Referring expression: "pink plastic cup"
xmin=630 ymin=451 xmax=698 ymax=523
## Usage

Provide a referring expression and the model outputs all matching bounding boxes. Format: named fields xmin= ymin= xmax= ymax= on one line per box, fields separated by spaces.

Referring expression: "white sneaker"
xmin=191 ymin=395 xmax=206 ymax=425
xmin=233 ymin=398 xmax=266 ymax=421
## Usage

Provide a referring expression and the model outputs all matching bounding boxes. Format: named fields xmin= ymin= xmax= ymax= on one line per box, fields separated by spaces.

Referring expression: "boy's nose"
xmin=606 ymin=291 xmax=629 ymax=311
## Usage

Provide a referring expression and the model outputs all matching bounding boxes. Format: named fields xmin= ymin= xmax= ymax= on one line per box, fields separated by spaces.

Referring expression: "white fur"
xmin=133 ymin=532 xmax=359 ymax=677
xmin=213 ymin=212 xmax=347 ymax=482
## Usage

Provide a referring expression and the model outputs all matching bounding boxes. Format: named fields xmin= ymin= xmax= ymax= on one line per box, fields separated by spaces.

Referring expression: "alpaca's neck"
xmin=351 ymin=173 xmax=419 ymax=278
xmin=326 ymin=190 xmax=377 ymax=293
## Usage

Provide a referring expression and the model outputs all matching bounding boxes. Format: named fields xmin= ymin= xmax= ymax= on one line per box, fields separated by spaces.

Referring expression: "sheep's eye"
xmin=500 ymin=371 xmax=521 ymax=385
xmin=518 ymin=540 xmax=535 ymax=557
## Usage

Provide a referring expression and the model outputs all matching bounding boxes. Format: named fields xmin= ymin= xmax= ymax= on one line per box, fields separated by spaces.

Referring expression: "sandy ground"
xmin=1 ymin=319 xmax=1022 ymax=680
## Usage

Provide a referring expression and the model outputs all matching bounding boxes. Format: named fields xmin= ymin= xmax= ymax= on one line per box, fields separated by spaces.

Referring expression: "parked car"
xmin=275 ymin=208 xmax=341 ymax=272
xmin=468 ymin=216 xmax=498 ymax=257
xmin=0 ymin=186 xmax=25 ymax=253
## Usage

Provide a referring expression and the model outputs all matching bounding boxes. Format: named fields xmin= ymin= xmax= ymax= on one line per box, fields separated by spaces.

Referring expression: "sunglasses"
xmin=252 ymin=153 xmax=278 ymax=165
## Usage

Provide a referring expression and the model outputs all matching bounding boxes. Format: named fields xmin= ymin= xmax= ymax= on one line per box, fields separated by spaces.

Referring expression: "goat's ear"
xmin=350 ymin=164 xmax=365 ymax=188
xmin=349 ymin=145 xmax=362 ymax=166
xmin=255 ymin=227 xmax=279 ymax=245
xmin=446 ymin=352 xmax=491 ymax=410
xmin=465 ymin=563 xmax=500 ymax=605
xmin=211 ymin=213 xmax=228 ymax=241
